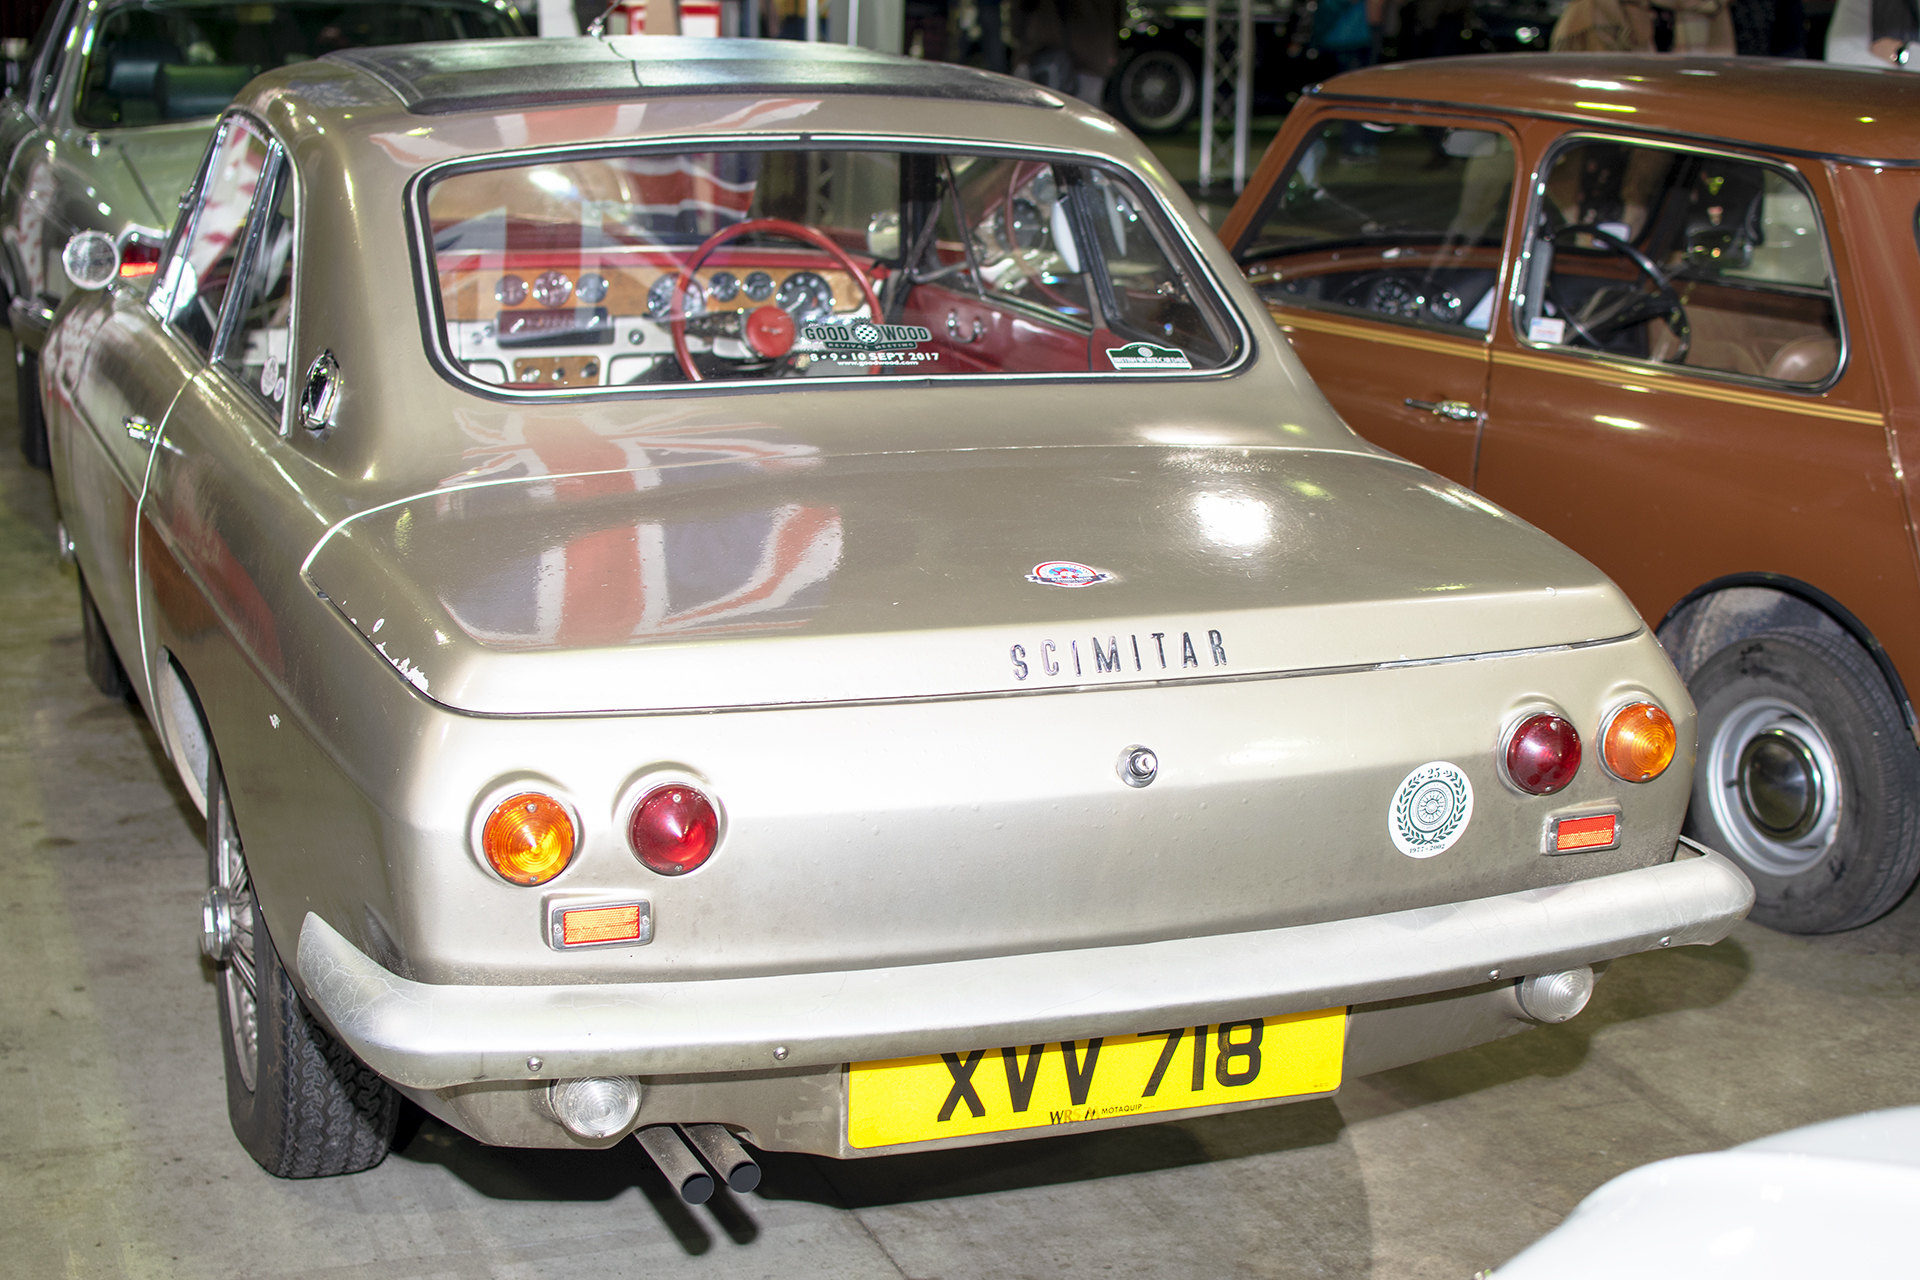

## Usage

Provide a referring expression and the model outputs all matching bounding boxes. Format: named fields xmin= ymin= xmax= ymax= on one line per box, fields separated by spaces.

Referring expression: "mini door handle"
xmin=124 ymin=414 xmax=156 ymax=444
xmin=1404 ymin=398 xmax=1482 ymax=423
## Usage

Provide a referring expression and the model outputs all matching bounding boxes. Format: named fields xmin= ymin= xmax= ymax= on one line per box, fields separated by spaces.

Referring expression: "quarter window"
xmin=1234 ymin=120 xmax=1516 ymax=335
xmin=154 ymin=117 xmax=270 ymax=356
xmin=218 ymin=154 xmax=296 ymax=416
xmin=1517 ymin=141 xmax=1840 ymax=386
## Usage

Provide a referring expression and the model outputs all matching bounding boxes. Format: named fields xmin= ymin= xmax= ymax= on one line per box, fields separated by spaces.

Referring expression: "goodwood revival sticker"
xmin=1026 ymin=560 xmax=1111 ymax=588
xmin=1388 ymin=761 xmax=1474 ymax=859
xmin=804 ymin=321 xmax=939 ymax=366
xmin=1106 ymin=342 xmax=1192 ymax=371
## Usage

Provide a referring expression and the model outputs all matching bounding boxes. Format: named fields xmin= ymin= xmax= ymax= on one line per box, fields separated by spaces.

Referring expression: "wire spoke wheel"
xmin=211 ymin=792 xmax=260 ymax=1090
xmin=207 ymin=755 xmax=398 ymax=1177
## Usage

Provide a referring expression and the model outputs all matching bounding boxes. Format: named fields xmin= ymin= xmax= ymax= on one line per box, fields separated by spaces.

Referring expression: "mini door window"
xmin=1515 ymin=139 xmax=1841 ymax=387
xmin=1234 ymin=120 xmax=1516 ymax=335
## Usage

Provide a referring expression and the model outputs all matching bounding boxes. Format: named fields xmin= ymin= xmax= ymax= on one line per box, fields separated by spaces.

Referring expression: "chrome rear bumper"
xmin=299 ymin=842 xmax=1752 ymax=1091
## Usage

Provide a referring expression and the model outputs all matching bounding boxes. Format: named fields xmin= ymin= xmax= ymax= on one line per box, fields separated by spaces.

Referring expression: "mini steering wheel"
xmin=1546 ymin=223 xmax=1690 ymax=364
xmin=670 ymin=218 xmax=882 ymax=382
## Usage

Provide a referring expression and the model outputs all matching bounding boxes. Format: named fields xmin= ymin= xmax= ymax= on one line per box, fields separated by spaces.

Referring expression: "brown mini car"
xmin=1222 ymin=56 xmax=1920 ymax=933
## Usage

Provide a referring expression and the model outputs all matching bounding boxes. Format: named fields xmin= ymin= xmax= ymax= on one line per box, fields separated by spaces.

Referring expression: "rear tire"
xmin=17 ymin=346 xmax=48 ymax=470
xmin=208 ymin=759 xmax=398 ymax=1177
xmin=1684 ymin=627 xmax=1920 ymax=932
xmin=1112 ymin=49 xmax=1199 ymax=134
xmin=79 ymin=572 xmax=132 ymax=700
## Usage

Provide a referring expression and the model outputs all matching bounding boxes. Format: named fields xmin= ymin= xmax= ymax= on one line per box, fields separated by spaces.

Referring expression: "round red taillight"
xmin=1505 ymin=713 xmax=1582 ymax=795
xmin=628 ymin=784 xmax=719 ymax=876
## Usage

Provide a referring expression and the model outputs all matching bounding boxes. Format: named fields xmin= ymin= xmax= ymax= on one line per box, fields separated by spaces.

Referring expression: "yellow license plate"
xmin=847 ymin=1008 xmax=1346 ymax=1149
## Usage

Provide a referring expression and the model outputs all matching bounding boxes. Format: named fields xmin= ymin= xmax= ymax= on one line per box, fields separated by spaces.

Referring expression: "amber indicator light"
xmin=1603 ymin=703 xmax=1677 ymax=782
xmin=1555 ymin=813 xmax=1619 ymax=852
xmin=560 ymin=903 xmax=643 ymax=946
xmin=481 ymin=792 xmax=576 ymax=885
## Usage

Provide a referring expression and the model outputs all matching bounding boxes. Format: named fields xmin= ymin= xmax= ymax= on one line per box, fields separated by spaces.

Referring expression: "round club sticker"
xmin=1388 ymin=761 xmax=1474 ymax=858
xmin=1026 ymin=560 xmax=1112 ymax=588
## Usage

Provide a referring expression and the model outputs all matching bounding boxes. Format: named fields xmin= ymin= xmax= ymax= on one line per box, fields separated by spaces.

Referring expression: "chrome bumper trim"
xmin=299 ymin=845 xmax=1753 ymax=1090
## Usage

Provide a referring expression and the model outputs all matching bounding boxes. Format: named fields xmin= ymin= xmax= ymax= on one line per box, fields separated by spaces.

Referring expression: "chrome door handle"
xmin=1404 ymin=398 xmax=1482 ymax=423
xmin=124 ymin=414 xmax=156 ymax=444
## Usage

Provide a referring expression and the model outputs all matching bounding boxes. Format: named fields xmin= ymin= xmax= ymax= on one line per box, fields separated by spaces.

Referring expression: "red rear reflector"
xmin=118 ymin=261 xmax=158 ymax=278
xmin=1555 ymin=813 xmax=1618 ymax=853
xmin=559 ymin=903 xmax=646 ymax=946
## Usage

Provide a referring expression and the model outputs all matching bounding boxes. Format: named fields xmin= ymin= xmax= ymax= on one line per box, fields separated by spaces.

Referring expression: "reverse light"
xmin=481 ymin=792 xmax=576 ymax=885
xmin=628 ymin=784 xmax=718 ymax=876
xmin=548 ymin=1076 xmax=642 ymax=1140
xmin=1603 ymin=702 xmax=1677 ymax=782
xmin=1505 ymin=713 xmax=1582 ymax=795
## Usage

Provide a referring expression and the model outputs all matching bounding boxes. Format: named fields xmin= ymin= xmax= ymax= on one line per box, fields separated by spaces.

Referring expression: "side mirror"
xmin=62 ymin=230 xmax=119 ymax=291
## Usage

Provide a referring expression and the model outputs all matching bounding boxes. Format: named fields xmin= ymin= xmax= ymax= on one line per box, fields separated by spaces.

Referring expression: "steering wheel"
xmin=1001 ymin=160 xmax=1078 ymax=311
xmin=671 ymin=218 xmax=882 ymax=382
xmin=1546 ymin=222 xmax=1690 ymax=363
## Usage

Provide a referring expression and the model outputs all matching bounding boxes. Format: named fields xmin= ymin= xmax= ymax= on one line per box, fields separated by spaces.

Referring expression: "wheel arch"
xmin=1658 ymin=573 xmax=1919 ymax=750
xmin=152 ymin=647 xmax=214 ymax=817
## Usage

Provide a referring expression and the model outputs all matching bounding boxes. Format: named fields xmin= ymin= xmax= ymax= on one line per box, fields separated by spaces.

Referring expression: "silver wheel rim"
xmin=1120 ymin=53 xmax=1196 ymax=132
xmin=1706 ymin=696 xmax=1844 ymax=876
xmin=212 ymin=792 xmax=260 ymax=1091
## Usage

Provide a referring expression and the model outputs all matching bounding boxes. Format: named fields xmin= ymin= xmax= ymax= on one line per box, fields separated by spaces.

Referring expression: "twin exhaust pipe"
xmin=635 ymin=1123 xmax=761 ymax=1204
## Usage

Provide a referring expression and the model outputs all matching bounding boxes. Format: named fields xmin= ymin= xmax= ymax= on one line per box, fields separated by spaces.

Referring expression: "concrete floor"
xmin=2 ymin=338 xmax=1918 ymax=1280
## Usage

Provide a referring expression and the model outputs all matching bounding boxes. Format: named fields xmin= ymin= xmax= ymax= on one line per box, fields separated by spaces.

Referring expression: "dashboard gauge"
xmin=776 ymin=271 xmax=834 ymax=323
xmin=708 ymin=271 xmax=740 ymax=303
xmin=1365 ymin=277 xmax=1423 ymax=319
xmin=1429 ymin=291 xmax=1465 ymax=324
xmin=744 ymin=270 xmax=775 ymax=301
xmin=1008 ymin=196 xmax=1044 ymax=250
xmin=574 ymin=272 xmax=609 ymax=304
xmin=647 ymin=274 xmax=705 ymax=319
xmin=494 ymin=274 xmax=528 ymax=306
xmin=531 ymin=270 xmax=572 ymax=308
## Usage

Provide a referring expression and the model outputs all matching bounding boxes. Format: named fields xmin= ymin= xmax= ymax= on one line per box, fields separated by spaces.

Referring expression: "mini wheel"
xmin=1685 ymin=627 xmax=1920 ymax=932
xmin=206 ymin=757 xmax=398 ymax=1176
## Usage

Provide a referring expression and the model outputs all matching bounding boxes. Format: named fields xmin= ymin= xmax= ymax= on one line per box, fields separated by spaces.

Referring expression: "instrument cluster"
xmin=489 ymin=265 xmax=838 ymax=324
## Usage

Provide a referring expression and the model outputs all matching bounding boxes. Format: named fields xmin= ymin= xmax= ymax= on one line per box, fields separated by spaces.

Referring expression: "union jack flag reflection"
xmin=432 ymin=409 xmax=842 ymax=650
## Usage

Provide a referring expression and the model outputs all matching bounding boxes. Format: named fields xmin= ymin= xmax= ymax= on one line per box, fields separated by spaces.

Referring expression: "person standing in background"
xmin=1825 ymin=0 xmax=1920 ymax=65
xmin=1551 ymin=0 xmax=1735 ymax=50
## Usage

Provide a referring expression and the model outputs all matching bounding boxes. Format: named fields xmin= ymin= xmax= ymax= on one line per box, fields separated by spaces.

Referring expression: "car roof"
xmin=1310 ymin=54 xmax=1920 ymax=165
xmin=325 ymin=35 xmax=1066 ymax=116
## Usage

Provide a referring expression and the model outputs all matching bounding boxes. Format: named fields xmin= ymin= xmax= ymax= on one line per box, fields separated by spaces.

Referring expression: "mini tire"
xmin=208 ymin=758 xmax=398 ymax=1177
xmin=78 ymin=571 xmax=132 ymax=700
xmin=1684 ymin=627 xmax=1920 ymax=933
xmin=17 ymin=346 xmax=48 ymax=470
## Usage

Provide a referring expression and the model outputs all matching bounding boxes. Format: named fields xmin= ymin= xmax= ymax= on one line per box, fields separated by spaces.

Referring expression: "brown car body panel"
xmin=1225 ymin=55 xmax=1920 ymax=722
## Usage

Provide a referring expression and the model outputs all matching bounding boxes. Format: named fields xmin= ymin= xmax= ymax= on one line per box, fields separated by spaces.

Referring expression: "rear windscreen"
xmin=422 ymin=147 xmax=1241 ymax=392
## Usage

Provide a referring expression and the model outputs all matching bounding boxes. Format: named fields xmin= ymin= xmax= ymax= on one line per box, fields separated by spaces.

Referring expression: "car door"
xmin=1225 ymin=112 xmax=1521 ymax=484
xmin=62 ymin=114 xmax=268 ymax=704
xmin=136 ymin=126 xmax=297 ymax=698
xmin=1474 ymin=134 xmax=1906 ymax=625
